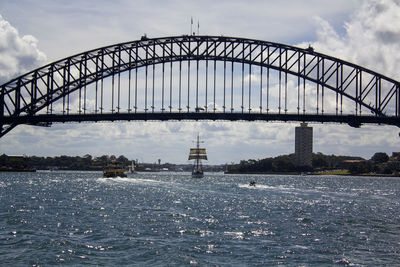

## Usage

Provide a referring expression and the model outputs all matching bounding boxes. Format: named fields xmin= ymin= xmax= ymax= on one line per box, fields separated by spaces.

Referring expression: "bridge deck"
xmin=3 ymin=112 xmax=399 ymax=128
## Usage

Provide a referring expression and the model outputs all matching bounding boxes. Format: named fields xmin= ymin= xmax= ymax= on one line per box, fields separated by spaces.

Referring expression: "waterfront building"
xmin=295 ymin=123 xmax=313 ymax=167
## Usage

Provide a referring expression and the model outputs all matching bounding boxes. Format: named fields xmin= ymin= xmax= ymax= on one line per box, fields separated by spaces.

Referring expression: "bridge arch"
xmin=1 ymin=35 xmax=399 ymax=137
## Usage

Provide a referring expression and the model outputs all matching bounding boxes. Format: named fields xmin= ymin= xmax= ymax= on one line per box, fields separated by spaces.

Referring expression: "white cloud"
xmin=0 ymin=14 xmax=46 ymax=84
xmin=0 ymin=0 xmax=360 ymax=61
xmin=293 ymin=0 xmax=400 ymax=159
xmin=302 ymin=0 xmax=400 ymax=80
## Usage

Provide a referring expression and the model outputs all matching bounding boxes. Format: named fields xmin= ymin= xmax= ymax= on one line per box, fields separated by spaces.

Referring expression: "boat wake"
xmin=97 ymin=177 xmax=168 ymax=186
xmin=238 ymin=183 xmax=357 ymax=199
xmin=238 ymin=183 xmax=276 ymax=190
xmin=97 ymin=177 xmax=131 ymax=183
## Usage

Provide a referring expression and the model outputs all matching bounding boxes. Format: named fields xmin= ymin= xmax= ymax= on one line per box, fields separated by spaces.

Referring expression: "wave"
xmin=238 ymin=183 xmax=291 ymax=191
xmin=97 ymin=177 xmax=164 ymax=184
xmin=238 ymin=183 xmax=357 ymax=199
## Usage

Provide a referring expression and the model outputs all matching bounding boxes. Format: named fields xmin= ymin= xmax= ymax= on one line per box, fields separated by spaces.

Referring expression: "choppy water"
xmin=0 ymin=171 xmax=399 ymax=266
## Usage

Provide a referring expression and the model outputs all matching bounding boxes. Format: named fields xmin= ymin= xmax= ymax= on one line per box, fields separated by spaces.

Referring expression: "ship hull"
xmin=192 ymin=172 xmax=204 ymax=178
xmin=103 ymin=169 xmax=127 ymax=178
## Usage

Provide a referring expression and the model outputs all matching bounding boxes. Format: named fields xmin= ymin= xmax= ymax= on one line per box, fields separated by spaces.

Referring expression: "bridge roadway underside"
xmin=3 ymin=113 xmax=400 ymax=128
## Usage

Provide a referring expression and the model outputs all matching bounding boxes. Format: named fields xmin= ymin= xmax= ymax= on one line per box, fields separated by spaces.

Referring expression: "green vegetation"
xmin=1 ymin=152 xmax=399 ymax=176
xmin=313 ymin=169 xmax=350 ymax=175
xmin=226 ymin=152 xmax=400 ymax=176
xmin=226 ymin=153 xmax=362 ymax=173
xmin=0 ymin=154 xmax=225 ymax=172
xmin=0 ymin=154 xmax=131 ymax=171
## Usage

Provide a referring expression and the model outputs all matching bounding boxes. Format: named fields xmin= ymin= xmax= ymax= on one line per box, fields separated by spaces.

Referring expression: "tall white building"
xmin=295 ymin=123 xmax=313 ymax=167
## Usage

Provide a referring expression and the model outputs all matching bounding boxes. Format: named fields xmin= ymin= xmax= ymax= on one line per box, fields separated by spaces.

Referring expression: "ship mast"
xmin=195 ymin=134 xmax=201 ymax=172
xmin=188 ymin=134 xmax=207 ymax=175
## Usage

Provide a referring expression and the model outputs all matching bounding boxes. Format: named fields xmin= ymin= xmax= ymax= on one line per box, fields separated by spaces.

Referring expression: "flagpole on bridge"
xmin=190 ymin=17 xmax=193 ymax=35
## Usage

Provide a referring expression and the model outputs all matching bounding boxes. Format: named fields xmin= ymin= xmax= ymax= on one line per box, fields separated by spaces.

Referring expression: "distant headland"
xmin=0 ymin=152 xmax=399 ymax=177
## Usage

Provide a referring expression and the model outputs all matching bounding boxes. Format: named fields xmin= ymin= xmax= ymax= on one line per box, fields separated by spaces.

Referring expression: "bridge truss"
xmin=1 ymin=35 xmax=399 ymax=137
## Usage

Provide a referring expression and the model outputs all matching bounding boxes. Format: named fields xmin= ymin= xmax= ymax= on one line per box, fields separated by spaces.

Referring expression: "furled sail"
xmin=188 ymin=154 xmax=208 ymax=160
xmin=190 ymin=148 xmax=206 ymax=154
xmin=188 ymin=147 xmax=207 ymax=160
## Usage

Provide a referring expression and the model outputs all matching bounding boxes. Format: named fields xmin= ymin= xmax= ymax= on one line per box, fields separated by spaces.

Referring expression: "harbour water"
xmin=0 ymin=171 xmax=399 ymax=266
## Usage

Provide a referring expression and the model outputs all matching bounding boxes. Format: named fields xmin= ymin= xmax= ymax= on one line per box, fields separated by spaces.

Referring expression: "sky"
xmin=1 ymin=0 xmax=400 ymax=164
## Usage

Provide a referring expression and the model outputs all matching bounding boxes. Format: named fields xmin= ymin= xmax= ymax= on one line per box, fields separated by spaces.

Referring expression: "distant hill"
xmin=225 ymin=152 xmax=399 ymax=176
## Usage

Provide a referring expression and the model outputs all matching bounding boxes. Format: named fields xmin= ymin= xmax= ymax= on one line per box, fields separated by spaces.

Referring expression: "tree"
xmin=117 ymin=155 xmax=129 ymax=165
xmin=371 ymin=152 xmax=389 ymax=163
xmin=273 ymin=155 xmax=295 ymax=172
xmin=0 ymin=154 xmax=7 ymax=165
xmin=312 ymin=153 xmax=328 ymax=168
xmin=83 ymin=154 xmax=92 ymax=161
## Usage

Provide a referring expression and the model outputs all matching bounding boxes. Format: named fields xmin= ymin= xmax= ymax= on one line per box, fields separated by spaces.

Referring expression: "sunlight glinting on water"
xmin=0 ymin=171 xmax=399 ymax=265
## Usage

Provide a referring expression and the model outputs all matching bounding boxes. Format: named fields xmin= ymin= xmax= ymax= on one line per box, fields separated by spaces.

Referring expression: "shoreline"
xmin=224 ymin=171 xmax=400 ymax=177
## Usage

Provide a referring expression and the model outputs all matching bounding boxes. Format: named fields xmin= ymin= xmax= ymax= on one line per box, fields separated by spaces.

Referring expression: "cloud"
xmin=0 ymin=14 xmax=46 ymax=84
xmin=302 ymin=0 xmax=400 ymax=80
xmin=0 ymin=0 xmax=360 ymax=61
xmin=291 ymin=0 xmax=400 ymax=157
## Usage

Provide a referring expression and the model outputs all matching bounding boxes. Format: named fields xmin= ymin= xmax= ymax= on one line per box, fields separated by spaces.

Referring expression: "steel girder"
xmin=1 ymin=35 xmax=399 ymax=137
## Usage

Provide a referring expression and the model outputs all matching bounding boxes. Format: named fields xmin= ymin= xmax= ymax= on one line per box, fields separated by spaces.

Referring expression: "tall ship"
xmin=188 ymin=134 xmax=207 ymax=178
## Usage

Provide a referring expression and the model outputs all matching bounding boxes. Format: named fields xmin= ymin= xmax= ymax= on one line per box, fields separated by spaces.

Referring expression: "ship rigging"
xmin=188 ymin=134 xmax=207 ymax=178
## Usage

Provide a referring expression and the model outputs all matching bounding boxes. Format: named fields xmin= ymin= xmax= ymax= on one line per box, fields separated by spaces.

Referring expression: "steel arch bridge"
xmin=1 ymin=35 xmax=400 ymax=138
